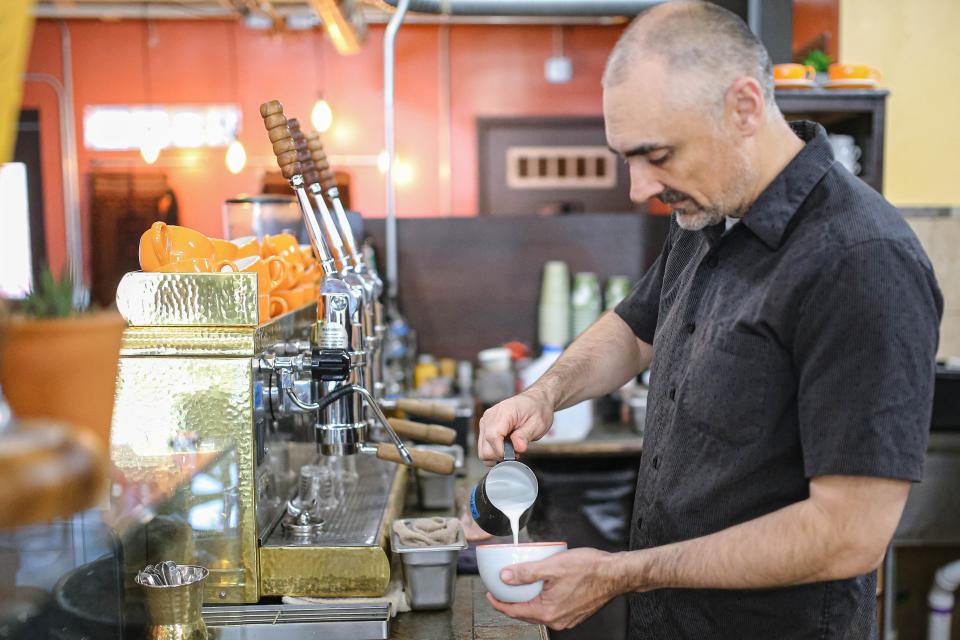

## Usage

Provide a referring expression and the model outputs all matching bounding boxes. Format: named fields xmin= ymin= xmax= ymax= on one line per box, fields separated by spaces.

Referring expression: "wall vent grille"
xmin=506 ymin=145 xmax=618 ymax=190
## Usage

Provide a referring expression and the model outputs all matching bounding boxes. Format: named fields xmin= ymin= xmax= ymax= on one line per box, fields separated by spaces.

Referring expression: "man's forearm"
xmin=528 ymin=311 xmax=653 ymax=411
xmin=610 ymin=477 xmax=906 ymax=593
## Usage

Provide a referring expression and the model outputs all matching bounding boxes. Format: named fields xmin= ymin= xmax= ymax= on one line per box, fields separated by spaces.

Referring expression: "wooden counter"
xmin=392 ymin=575 xmax=548 ymax=640
xmin=525 ymin=421 xmax=643 ymax=458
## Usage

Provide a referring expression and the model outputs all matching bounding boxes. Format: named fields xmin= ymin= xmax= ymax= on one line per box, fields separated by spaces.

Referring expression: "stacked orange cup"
xmin=260 ymin=233 xmax=320 ymax=312
xmin=137 ymin=222 xmax=298 ymax=324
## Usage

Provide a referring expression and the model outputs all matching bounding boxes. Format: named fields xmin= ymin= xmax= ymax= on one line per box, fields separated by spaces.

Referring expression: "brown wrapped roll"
xmin=395 ymin=398 xmax=458 ymax=423
xmin=387 ymin=418 xmax=457 ymax=445
xmin=259 ymin=100 xmax=300 ymax=179
xmin=375 ymin=443 xmax=456 ymax=475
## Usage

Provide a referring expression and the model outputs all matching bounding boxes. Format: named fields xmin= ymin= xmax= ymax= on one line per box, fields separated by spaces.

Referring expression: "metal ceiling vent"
xmin=506 ymin=145 xmax=617 ymax=190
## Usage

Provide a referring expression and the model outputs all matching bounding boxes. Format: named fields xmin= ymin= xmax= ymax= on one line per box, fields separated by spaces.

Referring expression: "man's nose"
xmin=629 ymin=163 xmax=664 ymax=203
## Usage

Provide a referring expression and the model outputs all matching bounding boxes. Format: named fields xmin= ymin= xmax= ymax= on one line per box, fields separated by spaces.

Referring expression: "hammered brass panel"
xmin=118 ymin=304 xmax=318 ymax=357
xmin=121 ymin=327 xmax=259 ymax=356
xmin=116 ymin=272 xmax=259 ymax=327
xmin=258 ymin=545 xmax=391 ymax=597
xmin=111 ymin=356 xmax=258 ymax=603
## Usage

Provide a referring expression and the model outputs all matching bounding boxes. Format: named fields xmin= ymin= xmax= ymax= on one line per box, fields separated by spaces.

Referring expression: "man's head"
xmin=603 ymin=1 xmax=781 ymax=230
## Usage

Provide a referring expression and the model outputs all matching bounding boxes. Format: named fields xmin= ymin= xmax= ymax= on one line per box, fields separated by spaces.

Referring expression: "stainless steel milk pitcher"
xmin=470 ymin=440 xmax=539 ymax=537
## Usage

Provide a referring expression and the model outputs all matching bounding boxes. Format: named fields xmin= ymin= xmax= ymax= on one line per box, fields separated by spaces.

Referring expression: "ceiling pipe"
xmin=379 ymin=0 xmax=661 ymax=16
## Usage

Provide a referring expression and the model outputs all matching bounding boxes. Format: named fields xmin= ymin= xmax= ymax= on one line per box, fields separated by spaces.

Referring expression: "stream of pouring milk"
xmin=485 ymin=465 xmax=536 ymax=545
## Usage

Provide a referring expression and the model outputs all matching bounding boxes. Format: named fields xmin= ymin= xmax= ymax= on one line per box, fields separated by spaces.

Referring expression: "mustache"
xmin=658 ymin=189 xmax=692 ymax=205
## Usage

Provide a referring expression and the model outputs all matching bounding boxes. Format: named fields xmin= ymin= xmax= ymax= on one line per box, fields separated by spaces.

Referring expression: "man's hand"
xmin=477 ymin=388 xmax=555 ymax=464
xmin=487 ymin=548 xmax=624 ymax=630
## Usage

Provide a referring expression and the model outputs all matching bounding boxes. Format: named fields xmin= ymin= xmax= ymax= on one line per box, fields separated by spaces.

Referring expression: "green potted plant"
xmin=0 ymin=266 xmax=126 ymax=449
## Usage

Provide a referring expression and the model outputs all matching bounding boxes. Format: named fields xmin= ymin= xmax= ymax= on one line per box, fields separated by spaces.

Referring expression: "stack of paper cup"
xmin=538 ymin=261 xmax=570 ymax=348
xmin=605 ymin=276 xmax=632 ymax=310
xmin=571 ymin=273 xmax=601 ymax=338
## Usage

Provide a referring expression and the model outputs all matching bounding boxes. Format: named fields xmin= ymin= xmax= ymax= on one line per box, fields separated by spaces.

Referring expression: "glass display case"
xmin=0 ymin=435 xmax=237 ymax=640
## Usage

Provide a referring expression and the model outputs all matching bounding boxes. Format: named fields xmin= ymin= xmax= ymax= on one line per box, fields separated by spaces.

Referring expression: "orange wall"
xmin=793 ymin=0 xmax=839 ymax=60
xmin=22 ymin=19 xmax=623 ymax=273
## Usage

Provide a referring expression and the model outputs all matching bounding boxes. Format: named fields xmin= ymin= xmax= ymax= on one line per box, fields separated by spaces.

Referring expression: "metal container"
xmin=389 ymin=519 xmax=466 ymax=611
xmin=222 ymin=194 xmax=305 ymax=242
xmin=469 ymin=440 xmax=538 ymax=537
xmin=415 ymin=445 xmax=464 ymax=510
xmin=627 ymin=388 xmax=648 ymax=437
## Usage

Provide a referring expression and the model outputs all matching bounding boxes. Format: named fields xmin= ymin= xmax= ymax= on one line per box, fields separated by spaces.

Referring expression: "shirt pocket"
xmin=676 ymin=330 xmax=775 ymax=445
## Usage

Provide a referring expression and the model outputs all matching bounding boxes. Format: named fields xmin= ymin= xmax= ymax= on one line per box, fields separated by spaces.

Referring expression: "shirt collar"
xmin=738 ymin=121 xmax=835 ymax=250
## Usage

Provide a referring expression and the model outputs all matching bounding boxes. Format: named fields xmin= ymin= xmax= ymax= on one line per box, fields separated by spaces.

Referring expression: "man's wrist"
xmin=523 ymin=381 xmax=560 ymax=410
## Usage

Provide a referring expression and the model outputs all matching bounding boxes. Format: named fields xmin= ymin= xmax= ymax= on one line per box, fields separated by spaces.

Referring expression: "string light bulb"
xmin=225 ymin=139 xmax=247 ymax=174
xmin=140 ymin=142 xmax=160 ymax=164
xmin=311 ymin=98 xmax=334 ymax=133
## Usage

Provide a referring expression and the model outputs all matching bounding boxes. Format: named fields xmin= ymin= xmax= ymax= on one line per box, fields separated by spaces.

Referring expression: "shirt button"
xmin=636 ymin=516 xmax=643 ymax=529
xmin=686 ymin=322 xmax=696 ymax=334
xmin=669 ymin=388 xmax=676 ymax=400
xmin=652 ymin=455 xmax=660 ymax=469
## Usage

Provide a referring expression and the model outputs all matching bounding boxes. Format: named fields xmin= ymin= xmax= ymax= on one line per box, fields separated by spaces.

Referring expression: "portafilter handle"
xmin=279 ymin=381 xmax=456 ymax=475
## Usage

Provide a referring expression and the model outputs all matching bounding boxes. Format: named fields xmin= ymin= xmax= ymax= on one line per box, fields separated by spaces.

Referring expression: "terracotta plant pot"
xmin=0 ymin=311 xmax=126 ymax=448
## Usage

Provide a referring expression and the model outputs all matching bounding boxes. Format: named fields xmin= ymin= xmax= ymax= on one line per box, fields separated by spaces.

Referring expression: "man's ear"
xmin=725 ymin=76 xmax=765 ymax=137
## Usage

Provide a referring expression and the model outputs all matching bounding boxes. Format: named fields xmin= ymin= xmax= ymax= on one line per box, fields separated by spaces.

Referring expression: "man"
xmin=477 ymin=2 xmax=943 ymax=638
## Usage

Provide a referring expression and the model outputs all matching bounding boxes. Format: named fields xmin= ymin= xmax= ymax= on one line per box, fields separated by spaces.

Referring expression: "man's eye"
xmin=649 ymin=152 xmax=670 ymax=166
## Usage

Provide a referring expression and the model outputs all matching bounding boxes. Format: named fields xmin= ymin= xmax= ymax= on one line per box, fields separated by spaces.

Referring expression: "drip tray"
xmin=203 ymin=602 xmax=390 ymax=639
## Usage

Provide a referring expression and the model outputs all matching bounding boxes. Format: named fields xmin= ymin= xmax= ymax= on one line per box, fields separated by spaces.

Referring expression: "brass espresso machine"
xmin=109 ymin=101 xmax=457 ymax=624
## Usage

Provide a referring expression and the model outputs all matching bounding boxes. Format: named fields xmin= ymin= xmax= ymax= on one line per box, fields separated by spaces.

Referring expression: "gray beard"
xmin=673 ymin=205 xmax=727 ymax=231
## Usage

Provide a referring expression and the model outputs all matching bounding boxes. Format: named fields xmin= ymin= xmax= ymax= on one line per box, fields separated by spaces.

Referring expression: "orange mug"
xmin=277 ymin=260 xmax=306 ymax=290
xmin=139 ymin=221 xmax=215 ymax=271
xmin=262 ymin=233 xmax=304 ymax=265
xmin=298 ymin=262 xmax=322 ymax=286
xmin=231 ymin=236 xmax=261 ymax=259
xmin=773 ymin=63 xmax=816 ymax=82
xmin=828 ymin=64 xmax=881 ymax=82
xmin=156 ymin=258 xmax=215 ymax=274
xmin=273 ymin=286 xmax=308 ymax=310
xmin=258 ymin=294 xmax=288 ymax=324
xmin=219 ymin=256 xmax=286 ymax=294
xmin=211 ymin=238 xmax=239 ymax=262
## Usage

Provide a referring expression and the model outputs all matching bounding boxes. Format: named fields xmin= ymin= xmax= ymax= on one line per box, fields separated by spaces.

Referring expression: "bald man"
xmin=477 ymin=2 xmax=942 ymax=638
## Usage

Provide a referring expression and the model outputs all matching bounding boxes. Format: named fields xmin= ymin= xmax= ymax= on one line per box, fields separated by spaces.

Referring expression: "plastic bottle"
xmin=520 ymin=345 xmax=593 ymax=442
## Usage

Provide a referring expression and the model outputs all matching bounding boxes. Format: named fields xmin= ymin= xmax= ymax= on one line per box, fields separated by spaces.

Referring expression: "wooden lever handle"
xmin=259 ymin=100 xmax=301 ymax=179
xmin=306 ymin=132 xmax=337 ymax=190
xmin=395 ymin=399 xmax=458 ymax=423
xmin=287 ymin=118 xmax=320 ymax=186
xmin=387 ymin=418 xmax=457 ymax=445
xmin=375 ymin=443 xmax=456 ymax=475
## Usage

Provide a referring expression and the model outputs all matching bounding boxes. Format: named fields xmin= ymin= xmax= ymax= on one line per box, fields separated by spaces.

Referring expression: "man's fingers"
xmin=501 ymin=560 xmax=548 ymax=585
xmin=486 ymin=593 xmax=543 ymax=625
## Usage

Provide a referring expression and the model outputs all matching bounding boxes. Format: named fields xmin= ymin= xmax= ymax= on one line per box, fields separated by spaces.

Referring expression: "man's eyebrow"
xmin=608 ymin=143 xmax=668 ymax=158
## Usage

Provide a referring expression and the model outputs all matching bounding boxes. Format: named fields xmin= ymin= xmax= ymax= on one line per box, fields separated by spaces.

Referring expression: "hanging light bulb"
xmin=139 ymin=121 xmax=165 ymax=165
xmin=225 ymin=139 xmax=247 ymax=174
xmin=311 ymin=98 xmax=334 ymax=133
xmin=140 ymin=139 xmax=161 ymax=164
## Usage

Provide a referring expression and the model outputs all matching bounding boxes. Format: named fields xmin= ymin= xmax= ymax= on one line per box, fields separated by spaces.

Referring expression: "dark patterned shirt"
xmin=614 ymin=121 xmax=942 ymax=639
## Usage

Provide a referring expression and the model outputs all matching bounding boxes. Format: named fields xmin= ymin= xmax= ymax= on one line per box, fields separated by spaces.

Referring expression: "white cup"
xmin=540 ymin=261 xmax=570 ymax=306
xmin=477 ymin=542 xmax=567 ymax=603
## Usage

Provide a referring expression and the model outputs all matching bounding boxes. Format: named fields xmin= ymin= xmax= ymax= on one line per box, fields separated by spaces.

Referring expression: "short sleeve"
xmin=795 ymin=239 xmax=943 ymax=481
xmin=614 ymin=229 xmax=672 ymax=345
